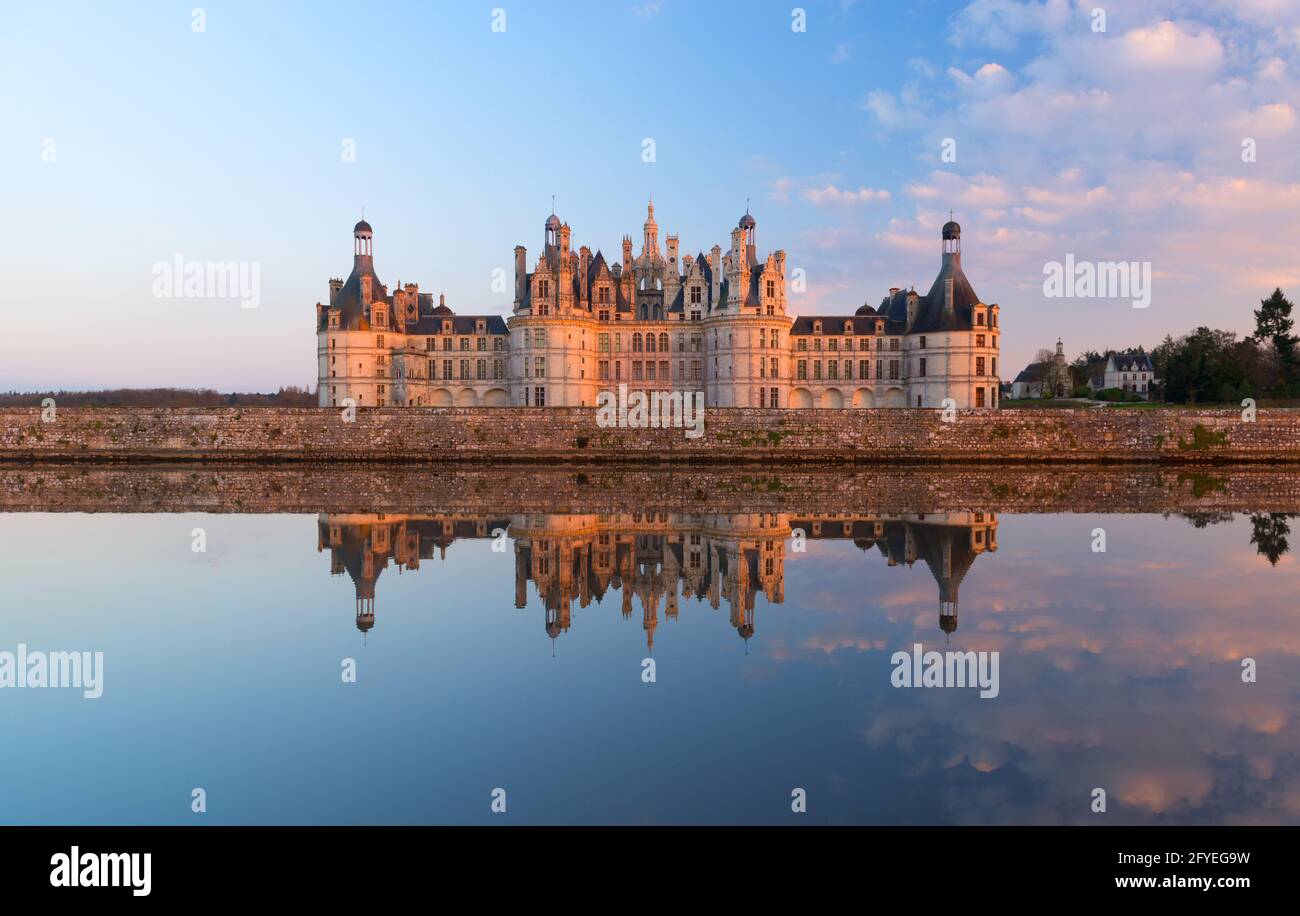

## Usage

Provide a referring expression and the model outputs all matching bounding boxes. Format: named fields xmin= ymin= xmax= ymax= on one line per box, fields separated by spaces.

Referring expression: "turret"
xmin=353 ymin=219 xmax=373 ymax=269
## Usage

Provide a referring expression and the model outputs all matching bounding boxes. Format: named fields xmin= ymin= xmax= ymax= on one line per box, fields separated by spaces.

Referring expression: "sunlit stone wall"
xmin=0 ymin=406 xmax=1296 ymax=464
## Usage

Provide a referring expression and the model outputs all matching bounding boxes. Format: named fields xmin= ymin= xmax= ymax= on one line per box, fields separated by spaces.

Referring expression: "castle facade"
xmin=316 ymin=203 xmax=1002 ymax=410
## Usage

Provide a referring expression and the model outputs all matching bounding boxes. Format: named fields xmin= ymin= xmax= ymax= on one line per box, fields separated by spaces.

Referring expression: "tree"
xmin=1252 ymin=288 xmax=1298 ymax=393
xmin=1250 ymin=513 xmax=1294 ymax=566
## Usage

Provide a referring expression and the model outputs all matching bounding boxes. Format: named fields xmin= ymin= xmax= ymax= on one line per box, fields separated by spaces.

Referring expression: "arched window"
xmin=645 ymin=334 xmax=656 ymax=353
xmin=632 ymin=333 xmax=643 ymax=352
xmin=659 ymin=333 xmax=669 ymax=352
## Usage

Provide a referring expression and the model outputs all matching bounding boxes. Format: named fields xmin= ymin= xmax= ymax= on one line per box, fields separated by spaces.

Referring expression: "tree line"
xmin=1065 ymin=288 xmax=1298 ymax=404
xmin=0 ymin=387 xmax=317 ymax=408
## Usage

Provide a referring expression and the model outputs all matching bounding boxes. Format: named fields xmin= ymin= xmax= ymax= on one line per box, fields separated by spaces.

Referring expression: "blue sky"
xmin=3 ymin=0 xmax=1298 ymax=390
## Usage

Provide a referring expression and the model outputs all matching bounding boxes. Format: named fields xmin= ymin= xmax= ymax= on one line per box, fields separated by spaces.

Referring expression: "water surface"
xmin=3 ymin=473 xmax=1298 ymax=825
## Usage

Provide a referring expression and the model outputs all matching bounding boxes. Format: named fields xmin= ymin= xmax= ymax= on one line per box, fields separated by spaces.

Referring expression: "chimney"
xmin=711 ymin=244 xmax=722 ymax=304
xmin=513 ymin=246 xmax=526 ymax=305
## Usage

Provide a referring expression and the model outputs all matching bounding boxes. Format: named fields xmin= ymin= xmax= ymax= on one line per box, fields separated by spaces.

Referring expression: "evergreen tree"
xmin=1250 ymin=513 xmax=1294 ymax=566
xmin=1252 ymin=288 xmax=1298 ymax=392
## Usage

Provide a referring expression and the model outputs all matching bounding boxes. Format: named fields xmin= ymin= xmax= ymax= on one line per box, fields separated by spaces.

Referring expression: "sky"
xmin=2 ymin=0 xmax=1298 ymax=391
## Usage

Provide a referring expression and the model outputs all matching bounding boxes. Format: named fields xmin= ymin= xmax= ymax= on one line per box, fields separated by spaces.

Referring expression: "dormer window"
xmin=813 ymin=321 xmax=822 ymax=334
xmin=977 ymin=312 xmax=986 ymax=326
xmin=476 ymin=320 xmax=485 ymax=334
xmin=876 ymin=322 xmax=884 ymax=334
xmin=844 ymin=321 xmax=852 ymax=334
xmin=328 ymin=312 xmax=339 ymax=329
xmin=766 ymin=279 xmax=775 ymax=298
xmin=442 ymin=321 xmax=452 ymax=334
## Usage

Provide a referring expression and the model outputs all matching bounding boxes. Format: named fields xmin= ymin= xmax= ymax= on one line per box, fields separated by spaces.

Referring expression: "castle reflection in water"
xmin=317 ymin=511 xmax=998 ymax=648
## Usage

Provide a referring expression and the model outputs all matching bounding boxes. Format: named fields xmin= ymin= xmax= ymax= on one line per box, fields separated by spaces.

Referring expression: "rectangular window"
xmin=534 ymin=386 xmax=545 ymax=407
xmin=813 ymin=361 xmax=822 ymax=380
xmin=976 ymin=356 xmax=986 ymax=376
xmin=633 ymin=361 xmax=643 ymax=381
xmin=659 ymin=360 xmax=669 ymax=380
xmin=460 ymin=358 xmax=470 ymax=379
xmin=598 ymin=333 xmax=610 ymax=352
xmin=797 ymin=360 xmax=807 ymax=380
xmin=919 ymin=357 xmax=927 ymax=377
xmin=859 ymin=360 xmax=869 ymax=379
xmin=976 ymin=334 xmax=986 ymax=347
xmin=476 ymin=359 xmax=486 ymax=380
xmin=443 ymin=359 xmax=452 ymax=379
xmin=828 ymin=361 xmax=838 ymax=380
xmin=919 ymin=336 xmax=927 ymax=349
xmin=598 ymin=360 xmax=609 ymax=380
xmin=889 ymin=359 xmax=899 ymax=380
xmin=493 ymin=360 xmax=502 ymax=380
xmin=534 ymin=356 xmax=545 ymax=377
xmin=976 ymin=387 xmax=986 ymax=407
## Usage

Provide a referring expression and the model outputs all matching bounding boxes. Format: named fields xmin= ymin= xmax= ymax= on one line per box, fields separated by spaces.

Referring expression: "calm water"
xmin=3 ymin=493 xmax=1299 ymax=825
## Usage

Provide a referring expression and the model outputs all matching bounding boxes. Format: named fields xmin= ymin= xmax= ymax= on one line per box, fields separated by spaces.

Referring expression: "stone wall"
xmin=4 ymin=464 xmax=1299 ymax=515
xmin=1 ymin=406 xmax=1298 ymax=464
